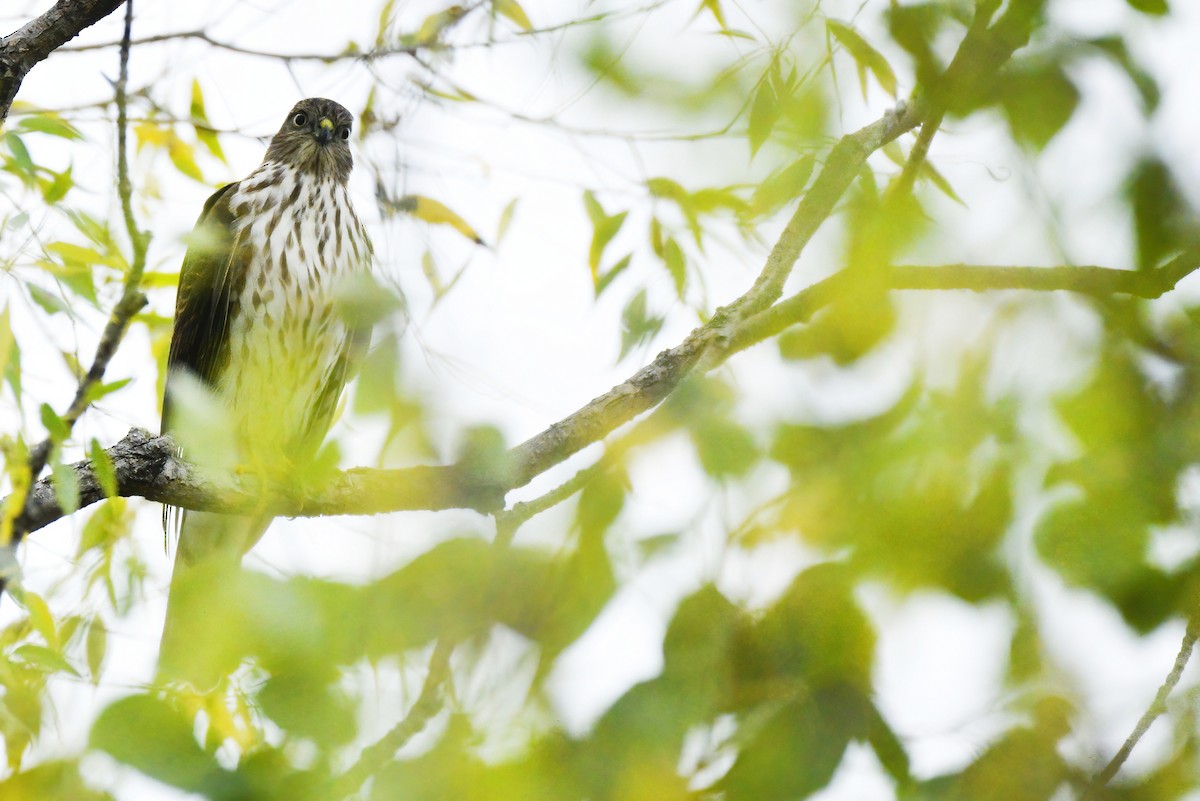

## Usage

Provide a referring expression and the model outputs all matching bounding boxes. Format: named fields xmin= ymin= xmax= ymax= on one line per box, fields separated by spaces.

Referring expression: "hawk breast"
xmin=217 ymin=160 xmax=371 ymax=462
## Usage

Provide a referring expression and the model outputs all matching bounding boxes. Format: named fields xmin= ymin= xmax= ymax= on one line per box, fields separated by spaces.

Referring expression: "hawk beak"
xmin=316 ymin=117 xmax=334 ymax=145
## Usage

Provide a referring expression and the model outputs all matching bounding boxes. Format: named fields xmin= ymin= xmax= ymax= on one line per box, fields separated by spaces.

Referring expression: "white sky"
xmin=3 ymin=0 xmax=1200 ymax=798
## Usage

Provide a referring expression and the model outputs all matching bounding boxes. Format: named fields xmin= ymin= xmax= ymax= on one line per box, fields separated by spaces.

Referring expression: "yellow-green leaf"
xmin=414 ymin=5 xmax=468 ymax=44
xmin=13 ymin=644 xmax=79 ymax=676
xmin=827 ymin=19 xmax=898 ymax=98
xmin=400 ymin=195 xmax=484 ymax=244
xmin=16 ymin=113 xmax=83 ymax=140
xmin=0 ymin=307 xmax=14 ymax=393
xmin=87 ymin=617 xmax=107 ymax=685
xmin=133 ymin=121 xmax=168 ymax=151
xmin=748 ymin=79 xmax=779 ymax=156
xmin=663 ymin=237 xmax=687 ymax=296
xmin=496 ymin=198 xmax=519 ymax=244
xmin=494 ymin=0 xmax=532 ymax=31
xmin=50 ymin=454 xmax=80 ymax=515
xmin=24 ymin=591 xmax=58 ymax=649
xmin=190 ymin=79 xmax=227 ymax=164
xmin=167 ymin=133 xmax=205 ymax=182
xmin=696 ymin=0 xmax=727 ymax=28
xmin=88 ymin=439 xmax=118 ymax=498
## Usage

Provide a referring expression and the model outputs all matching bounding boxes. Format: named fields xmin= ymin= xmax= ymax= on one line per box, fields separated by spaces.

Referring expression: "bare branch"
xmin=63 ymin=29 xmax=417 ymax=62
xmin=333 ymin=638 xmax=455 ymax=798
xmin=1084 ymin=610 xmax=1200 ymax=798
xmin=0 ymin=0 xmax=126 ymax=124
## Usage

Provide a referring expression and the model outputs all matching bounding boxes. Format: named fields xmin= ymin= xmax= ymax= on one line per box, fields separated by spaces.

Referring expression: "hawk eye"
xmin=292 ymin=112 xmax=308 ymax=127
xmin=339 ymin=127 xmax=350 ymax=141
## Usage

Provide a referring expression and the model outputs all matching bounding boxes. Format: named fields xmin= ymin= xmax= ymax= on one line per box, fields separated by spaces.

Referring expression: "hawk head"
xmin=264 ymin=97 xmax=355 ymax=182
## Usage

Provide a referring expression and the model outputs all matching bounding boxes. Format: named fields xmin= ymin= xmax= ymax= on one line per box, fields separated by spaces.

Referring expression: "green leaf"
xmin=999 ymin=62 xmax=1079 ymax=150
xmin=166 ymin=131 xmax=205 ymax=182
xmin=86 ymin=617 xmax=107 ymax=684
xmin=190 ymin=79 xmax=227 ymax=164
xmin=1127 ymin=157 xmax=1190 ymax=272
xmin=495 ymin=197 xmax=518 ymax=244
xmin=618 ymin=289 xmax=664 ymax=360
xmin=921 ymin=161 xmax=965 ymax=206
xmin=23 ymin=591 xmax=58 ymax=649
xmin=577 ymin=466 xmax=627 ymax=538
xmin=662 ymin=237 xmax=686 ymax=297
xmin=40 ymin=165 xmax=73 ymax=204
xmin=354 ymin=331 xmax=399 ymax=415
xmin=260 ymin=673 xmax=357 ymax=746
xmin=827 ymin=19 xmax=898 ymax=98
xmin=595 ymin=252 xmax=632 ymax=298
xmin=0 ymin=761 xmax=108 ymax=801
xmin=50 ymin=454 xmax=80 ymax=515
xmin=4 ymin=132 xmax=34 ymax=173
xmin=15 ymin=113 xmax=83 ymax=140
xmin=13 ymin=644 xmax=79 ymax=676
xmin=583 ymin=191 xmax=628 ymax=282
xmin=1125 ymin=0 xmax=1168 ymax=14
xmin=83 ymin=377 xmax=131 ymax=405
xmin=747 ymin=79 xmax=779 ymax=156
xmin=87 ymin=439 xmax=118 ymax=499
xmin=76 ymin=501 xmax=133 ymax=556
xmin=90 ymin=694 xmax=241 ymax=794
xmin=493 ymin=0 xmax=532 ymax=31
xmin=692 ymin=416 xmax=758 ymax=479
xmin=39 ymin=404 xmax=69 ymax=442
xmin=696 ymin=0 xmax=728 ymax=28
xmin=24 ymin=281 xmax=66 ymax=316
xmin=400 ymin=195 xmax=485 ymax=244
xmin=751 ymin=154 xmax=815 ymax=217
xmin=0 ymin=306 xmax=17 ymax=395
xmin=45 ymin=241 xmax=110 ymax=268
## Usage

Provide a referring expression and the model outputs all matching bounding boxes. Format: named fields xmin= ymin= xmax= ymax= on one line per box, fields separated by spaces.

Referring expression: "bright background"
xmin=2 ymin=0 xmax=1200 ymax=798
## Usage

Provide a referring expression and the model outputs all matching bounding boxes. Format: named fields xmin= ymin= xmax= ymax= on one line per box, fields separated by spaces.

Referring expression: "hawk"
xmin=161 ymin=97 xmax=373 ymax=572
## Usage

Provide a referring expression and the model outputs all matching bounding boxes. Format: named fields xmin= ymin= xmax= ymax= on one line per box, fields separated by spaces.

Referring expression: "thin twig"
xmin=5 ymin=0 xmax=148 ymax=558
xmin=332 ymin=638 xmax=455 ymax=798
xmin=884 ymin=109 xmax=945 ymax=204
xmin=1084 ymin=611 xmax=1200 ymax=797
xmin=64 ymin=29 xmax=417 ymax=62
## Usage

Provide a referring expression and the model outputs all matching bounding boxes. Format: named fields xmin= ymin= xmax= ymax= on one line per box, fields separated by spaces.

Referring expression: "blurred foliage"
xmin=1 ymin=0 xmax=1199 ymax=800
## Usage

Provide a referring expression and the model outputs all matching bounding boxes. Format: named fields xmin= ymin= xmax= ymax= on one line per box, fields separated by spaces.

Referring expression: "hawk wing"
xmin=162 ymin=181 xmax=243 ymax=432
xmin=292 ymin=322 xmax=371 ymax=463
xmin=161 ymin=182 xmax=245 ymax=546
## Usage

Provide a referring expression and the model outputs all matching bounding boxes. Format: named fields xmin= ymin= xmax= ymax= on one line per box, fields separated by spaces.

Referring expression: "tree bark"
xmin=0 ymin=0 xmax=126 ymax=125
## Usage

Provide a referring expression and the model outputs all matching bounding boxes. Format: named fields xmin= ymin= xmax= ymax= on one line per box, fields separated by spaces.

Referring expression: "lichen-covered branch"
xmin=14 ymin=428 xmax=504 ymax=536
xmin=0 ymin=0 xmax=126 ymax=125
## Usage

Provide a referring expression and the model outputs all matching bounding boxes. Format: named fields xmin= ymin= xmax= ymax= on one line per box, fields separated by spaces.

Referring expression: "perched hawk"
xmin=162 ymin=97 xmax=373 ymax=571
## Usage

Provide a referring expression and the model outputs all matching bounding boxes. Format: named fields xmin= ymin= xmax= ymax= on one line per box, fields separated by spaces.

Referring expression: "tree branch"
xmin=332 ymin=638 xmax=455 ymax=798
xmin=63 ymin=29 xmax=418 ymax=62
xmin=7 ymin=258 xmax=1197 ymax=536
xmin=732 ymin=102 xmax=923 ymax=319
xmin=12 ymin=428 xmax=504 ymax=535
xmin=1084 ymin=609 xmax=1200 ymax=798
xmin=0 ymin=0 xmax=126 ymax=125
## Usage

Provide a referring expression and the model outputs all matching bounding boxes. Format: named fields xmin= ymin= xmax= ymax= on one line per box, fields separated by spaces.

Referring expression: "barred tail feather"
xmin=158 ymin=511 xmax=272 ymax=686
